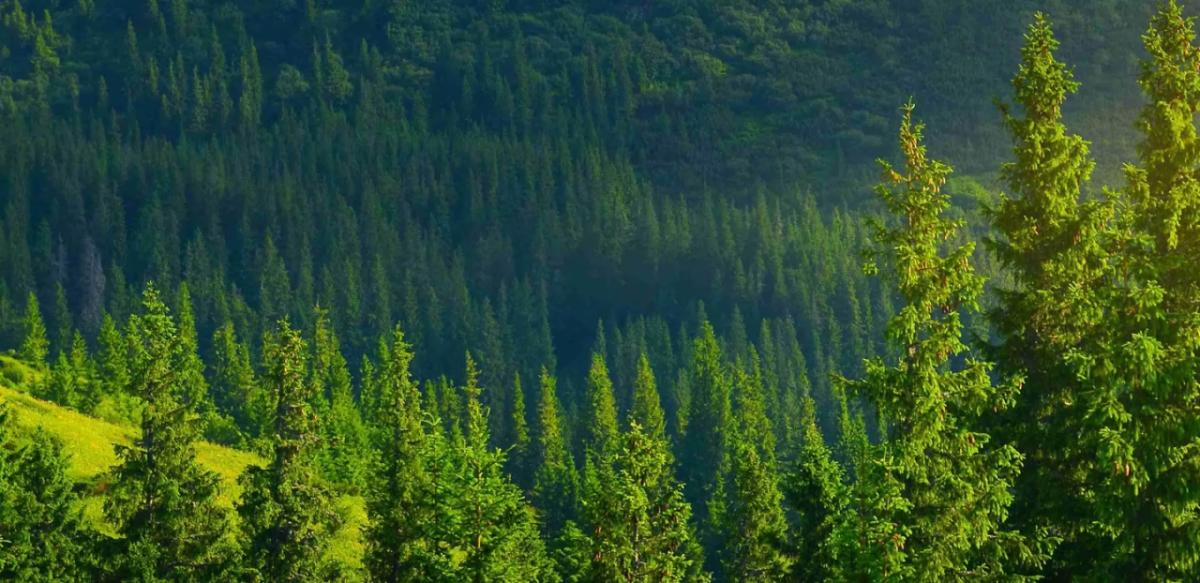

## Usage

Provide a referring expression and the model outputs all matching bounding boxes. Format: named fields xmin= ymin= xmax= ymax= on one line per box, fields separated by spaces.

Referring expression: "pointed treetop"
xmin=631 ymin=352 xmax=667 ymax=442
xmin=585 ymin=352 xmax=619 ymax=455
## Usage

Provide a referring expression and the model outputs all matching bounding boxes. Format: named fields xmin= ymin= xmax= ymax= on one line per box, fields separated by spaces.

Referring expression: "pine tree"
xmin=721 ymin=359 xmax=791 ymax=581
xmin=1087 ymin=2 xmax=1200 ymax=577
xmin=587 ymin=354 xmax=708 ymax=583
xmin=312 ymin=308 xmax=371 ymax=491
xmin=0 ymin=406 xmax=95 ymax=581
xmin=97 ymin=313 xmax=129 ymax=398
xmin=785 ymin=396 xmax=845 ymax=583
xmin=838 ymin=102 xmax=1028 ymax=579
xmin=364 ymin=325 xmax=437 ymax=582
xmin=210 ymin=321 xmax=266 ymax=442
xmin=238 ymin=320 xmax=340 ymax=581
xmin=105 ymin=285 xmax=237 ymax=581
xmin=532 ymin=367 xmax=586 ymax=580
xmin=19 ymin=291 xmax=47 ymax=369
xmin=453 ymin=353 xmax=556 ymax=582
xmin=986 ymin=13 xmax=1109 ymax=576
xmin=679 ymin=321 xmax=732 ymax=565
xmin=175 ymin=283 xmax=211 ymax=413
xmin=508 ymin=371 xmax=533 ymax=489
xmin=583 ymin=353 xmax=619 ymax=458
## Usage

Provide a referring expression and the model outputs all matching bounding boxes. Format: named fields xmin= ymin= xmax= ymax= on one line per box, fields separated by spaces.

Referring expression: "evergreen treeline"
xmin=4 ymin=1 xmax=1200 ymax=581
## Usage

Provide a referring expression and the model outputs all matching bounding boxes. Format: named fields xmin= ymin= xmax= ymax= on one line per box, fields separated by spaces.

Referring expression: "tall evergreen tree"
xmin=19 ymin=291 xmax=47 ymax=369
xmin=508 ymin=371 xmax=533 ymax=488
xmin=986 ymin=12 xmax=1110 ymax=576
xmin=0 ymin=406 xmax=95 ymax=581
xmin=238 ymin=320 xmax=340 ymax=581
xmin=584 ymin=352 xmax=708 ymax=583
xmin=364 ymin=325 xmax=437 ymax=582
xmin=105 ymin=285 xmax=237 ymax=581
xmin=784 ymin=396 xmax=845 ymax=583
xmin=679 ymin=321 xmax=732 ymax=566
xmin=532 ymin=367 xmax=587 ymax=580
xmin=1088 ymin=1 xmax=1200 ymax=577
xmin=838 ymin=102 xmax=1030 ymax=579
xmin=453 ymin=353 xmax=556 ymax=582
xmin=312 ymin=308 xmax=371 ymax=491
xmin=721 ymin=359 xmax=791 ymax=581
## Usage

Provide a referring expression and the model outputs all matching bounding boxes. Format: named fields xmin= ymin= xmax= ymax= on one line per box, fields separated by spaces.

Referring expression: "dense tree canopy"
xmin=1 ymin=1 xmax=1200 ymax=581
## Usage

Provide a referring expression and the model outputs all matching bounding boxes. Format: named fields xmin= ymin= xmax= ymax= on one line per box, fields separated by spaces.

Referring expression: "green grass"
xmin=0 ymin=356 xmax=366 ymax=578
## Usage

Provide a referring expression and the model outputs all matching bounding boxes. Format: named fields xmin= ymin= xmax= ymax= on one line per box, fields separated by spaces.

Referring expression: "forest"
xmin=1 ymin=0 xmax=1199 ymax=580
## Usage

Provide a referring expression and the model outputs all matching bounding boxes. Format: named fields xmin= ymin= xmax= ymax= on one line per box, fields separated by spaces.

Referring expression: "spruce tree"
xmin=678 ymin=321 xmax=732 ymax=567
xmin=508 ymin=371 xmax=533 ymax=488
xmin=19 ymin=291 xmax=47 ymax=369
xmin=97 ymin=313 xmax=129 ymax=399
xmin=312 ymin=308 xmax=371 ymax=491
xmin=785 ymin=396 xmax=845 ymax=583
xmin=0 ymin=406 xmax=95 ymax=581
xmin=452 ymin=353 xmax=556 ymax=582
xmin=987 ymin=12 xmax=1110 ymax=575
xmin=238 ymin=320 xmax=340 ymax=581
xmin=1088 ymin=2 xmax=1200 ymax=577
xmin=839 ymin=102 xmax=1029 ymax=579
xmin=532 ymin=367 xmax=586 ymax=580
xmin=105 ymin=285 xmax=237 ymax=581
xmin=584 ymin=353 xmax=708 ymax=583
xmin=583 ymin=353 xmax=619 ymax=458
xmin=721 ymin=359 xmax=791 ymax=581
xmin=364 ymin=325 xmax=436 ymax=582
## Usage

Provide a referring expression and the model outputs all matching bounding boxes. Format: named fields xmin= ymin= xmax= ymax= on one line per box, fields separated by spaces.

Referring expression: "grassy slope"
xmin=0 ymin=355 xmax=365 ymax=577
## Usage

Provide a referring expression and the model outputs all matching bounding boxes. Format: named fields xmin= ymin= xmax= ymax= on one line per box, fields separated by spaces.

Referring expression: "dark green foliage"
xmin=19 ymin=292 xmax=46 ymax=369
xmin=0 ymin=406 xmax=94 ymax=581
xmin=237 ymin=320 xmax=340 ymax=581
xmin=720 ymin=360 xmax=791 ymax=581
xmin=104 ymin=285 xmax=238 ymax=581
xmin=0 ymin=3 xmax=1198 ymax=581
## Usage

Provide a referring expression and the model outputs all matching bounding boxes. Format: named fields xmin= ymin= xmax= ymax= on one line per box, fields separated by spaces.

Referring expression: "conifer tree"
xmin=174 ymin=283 xmax=210 ymax=413
xmin=0 ymin=406 xmax=95 ymax=581
xmin=721 ymin=359 xmax=791 ymax=581
xmin=105 ymin=285 xmax=237 ymax=580
xmin=238 ymin=320 xmax=340 ymax=581
xmin=987 ymin=13 xmax=1109 ymax=575
xmin=532 ymin=367 xmax=587 ymax=580
xmin=785 ymin=396 xmax=845 ymax=583
xmin=312 ymin=308 xmax=371 ymax=491
xmin=631 ymin=354 xmax=667 ymax=444
xmin=839 ymin=102 xmax=1028 ymax=579
xmin=678 ymin=321 xmax=732 ymax=566
xmin=583 ymin=353 xmax=619 ymax=458
xmin=508 ymin=371 xmax=533 ymax=488
xmin=19 ymin=291 xmax=47 ymax=369
xmin=210 ymin=321 xmax=265 ymax=442
xmin=453 ymin=353 xmax=556 ymax=582
xmin=1088 ymin=2 xmax=1200 ymax=577
xmin=364 ymin=325 xmax=436 ymax=582
xmin=97 ymin=313 xmax=129 ymax=398
xmin=584 ymin=353 xmax=709 ymax=583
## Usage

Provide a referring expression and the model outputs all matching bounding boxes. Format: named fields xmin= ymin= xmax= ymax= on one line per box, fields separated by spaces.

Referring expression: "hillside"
xmin=0 ymin=354 xmax=365 ymax=575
